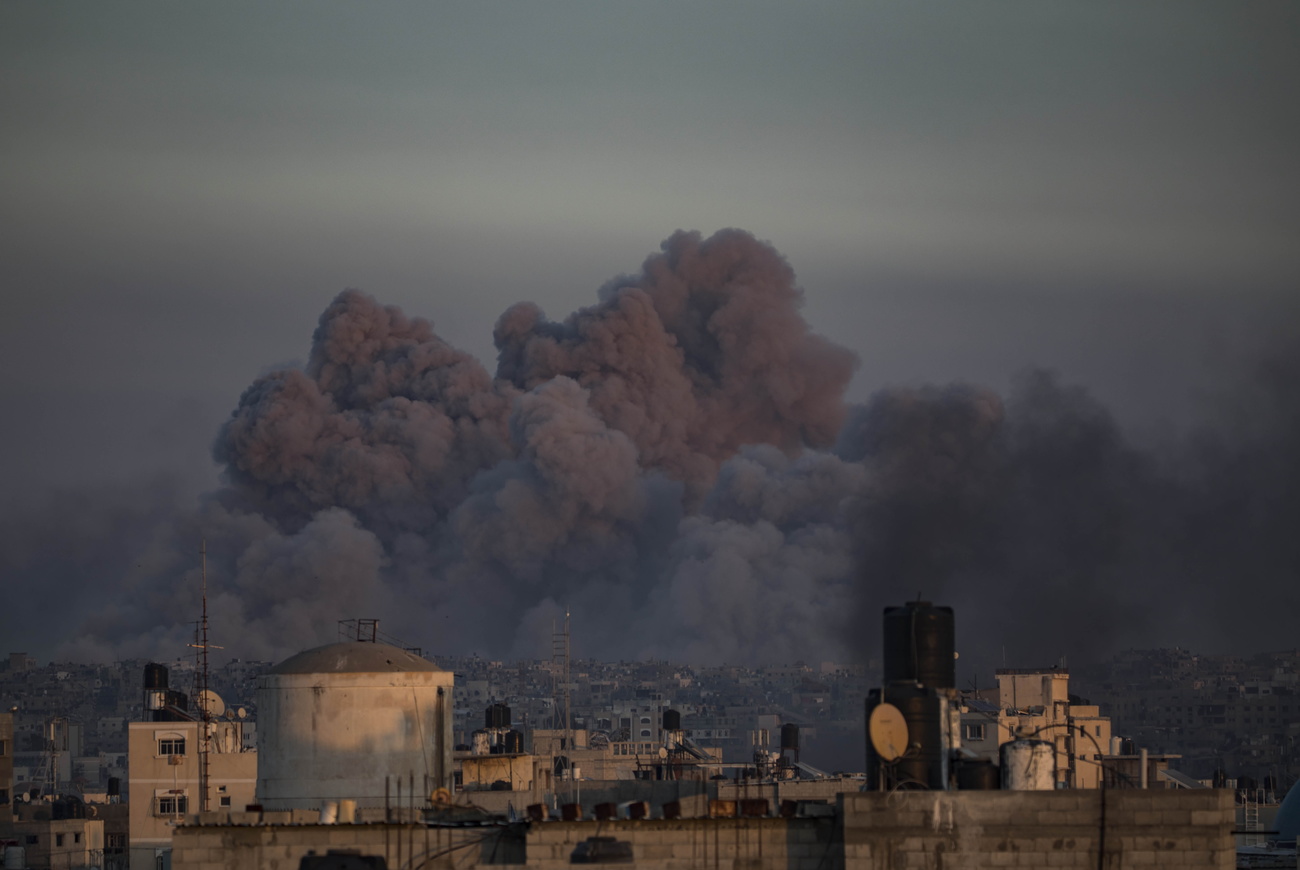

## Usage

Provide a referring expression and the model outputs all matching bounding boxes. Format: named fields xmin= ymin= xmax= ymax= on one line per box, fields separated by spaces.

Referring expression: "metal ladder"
xmin=1243 ymin=789 xmax=1262 ymax=848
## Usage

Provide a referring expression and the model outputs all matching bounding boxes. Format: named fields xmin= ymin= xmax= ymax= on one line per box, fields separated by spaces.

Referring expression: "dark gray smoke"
xmin=14 ymin=229 xmax=1297 ymax=674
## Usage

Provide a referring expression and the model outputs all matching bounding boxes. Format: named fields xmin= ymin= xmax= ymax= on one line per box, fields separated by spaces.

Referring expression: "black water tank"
xmin=485 ymin=703 xmax=511 ymax=730
xmin=883 ymin=601 xmax=955 ymax=689
xmin=955 ymin=758 xmax=1000 ymax=790
xmin=107 ymin=777 xmax=121 ymax=797
xmin=885 ymin=682 xmax=948 ymax=790
xmin=144 ymin=663 xmax=169 ymax=690
xmin=662 ymin=710 xmax=681 ymax=732
xmin=780 ymin=723 xmax=800 ymax=751
xmin=503 ymin=730 xmax=524 ymax=754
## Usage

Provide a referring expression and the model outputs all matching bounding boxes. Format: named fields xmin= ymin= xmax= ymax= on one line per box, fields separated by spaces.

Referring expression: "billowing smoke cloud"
xmin=19 ymin=228 xmax=1299 ymax=675
xmin=495 ymin=229 xmax=856 ymax=499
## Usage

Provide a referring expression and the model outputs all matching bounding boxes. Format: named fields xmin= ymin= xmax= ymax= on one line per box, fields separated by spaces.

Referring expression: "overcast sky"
xmin=2 ymin=3 xmax=1297 ymax=664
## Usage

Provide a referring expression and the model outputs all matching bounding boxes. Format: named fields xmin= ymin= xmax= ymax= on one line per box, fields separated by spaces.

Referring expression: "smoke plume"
xmin=18 ymin=228 xmax=1298 ymax=676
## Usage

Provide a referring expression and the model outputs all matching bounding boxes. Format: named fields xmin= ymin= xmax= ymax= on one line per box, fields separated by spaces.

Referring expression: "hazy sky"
xmin=2 ymin=3 xmax=1297 ymax=664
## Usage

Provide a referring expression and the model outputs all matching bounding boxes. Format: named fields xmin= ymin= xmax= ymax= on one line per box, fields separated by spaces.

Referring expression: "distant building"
xmin=7 ymin=802 xmax=104 ymax=870
xmin=960 ymin=668 xmax=1113 ymax=788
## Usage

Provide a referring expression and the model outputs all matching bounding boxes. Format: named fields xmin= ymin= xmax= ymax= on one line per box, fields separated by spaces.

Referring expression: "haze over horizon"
xmin=1 ymin=3 xmax=1296 ymax=678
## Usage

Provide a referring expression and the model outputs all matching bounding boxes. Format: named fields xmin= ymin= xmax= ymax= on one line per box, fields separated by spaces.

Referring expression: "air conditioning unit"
xmin=168 ymin=755 xmax=184 ymax=766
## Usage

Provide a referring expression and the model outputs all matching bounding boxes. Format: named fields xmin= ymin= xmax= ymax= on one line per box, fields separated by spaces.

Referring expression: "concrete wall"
xmin=840 ymin=789 xmax=1235 ymax=869
xmin=526 ymin=817 xmax=833 ymax=870
xmin=718 ymin=778 xmax=858 ymax=811
xmin=172 ymin=818 xmax=511 ymax=870
xmin=171 ymin=787 xmax=1237 ymax=870
xmin=172 ymin=816 xmax=831 ymax=870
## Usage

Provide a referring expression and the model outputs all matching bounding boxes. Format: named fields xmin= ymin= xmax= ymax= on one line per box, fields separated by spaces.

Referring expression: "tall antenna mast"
xmin=562 ymin=609 xmax=571 ymax=758
xmin=548 ymin=608 xmax=569 ymax=785
xmin=550 ymin=611 xmax=572 ymax=762
xmin=188 ymin=540 xmax=222 ymax=813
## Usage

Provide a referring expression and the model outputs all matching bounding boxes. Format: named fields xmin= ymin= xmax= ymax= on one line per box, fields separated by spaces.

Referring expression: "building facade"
xmin=127 ymin=720 xmax=256 ymax=870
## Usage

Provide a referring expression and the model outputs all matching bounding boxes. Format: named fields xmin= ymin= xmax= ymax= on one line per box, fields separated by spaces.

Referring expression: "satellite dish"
xmin=236 ymin=707 xmax=247 ymax=719
xmin=197 ymin=689 xmax=226 ymax=718
xmin=868 ymin=703 xmax=909 ymax=762
xmin=658 ymin=747 xmax=669 ymax=759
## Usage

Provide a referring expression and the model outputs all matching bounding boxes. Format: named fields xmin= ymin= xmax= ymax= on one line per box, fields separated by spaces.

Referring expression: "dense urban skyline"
xmin=1 ymin=4 xmax=1297 ymax=676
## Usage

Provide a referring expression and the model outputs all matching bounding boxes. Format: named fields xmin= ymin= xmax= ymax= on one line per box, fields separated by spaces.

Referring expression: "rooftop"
xmin=269 ymin=642 xmax=447 ymax=675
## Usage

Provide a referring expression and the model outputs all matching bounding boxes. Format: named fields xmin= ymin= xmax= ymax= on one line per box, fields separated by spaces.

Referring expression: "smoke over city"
xmin=12 ymin=229 xmax=1298 ymax=675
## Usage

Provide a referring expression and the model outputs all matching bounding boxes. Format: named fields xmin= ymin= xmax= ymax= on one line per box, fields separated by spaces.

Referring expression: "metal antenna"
xmin=549 ymin=610 xmax=573 ymax=789
xmin=188 ymin=540 xmax=222 ymax=813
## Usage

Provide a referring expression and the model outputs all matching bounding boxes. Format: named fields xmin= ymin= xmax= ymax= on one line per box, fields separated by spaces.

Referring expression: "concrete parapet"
xmin=170 ymin=788 xmax=1233 ymax=869
xmin=839 ymin=789 xmax=1234 ymax=869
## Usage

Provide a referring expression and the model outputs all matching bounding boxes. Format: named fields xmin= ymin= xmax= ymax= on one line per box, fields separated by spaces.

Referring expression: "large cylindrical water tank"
xmin=883 ymin=602 xmax=955 ymax=689
xmin=1001 ymin=739 xmax=1055 ymax=790
xmin=4 ymin=846 xmax=25 ymax=870
xmin=780 ymin=723 xmax=800 ymax=751
xmin=663 ymin=710 xmax=681 ymax=732
xmin=256 ymin=641 xmax=455 ymax=810
xmin=887 ymin=683 xmax=948 ymax=790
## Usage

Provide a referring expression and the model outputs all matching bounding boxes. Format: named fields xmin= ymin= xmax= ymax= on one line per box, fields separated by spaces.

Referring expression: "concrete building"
xmin=7 ymin=807 xmax=105 ymax=870
xmin=127 ymin=719 xmax=256 ymax=870
xmin=255 ymin=641 xmax=455 ymax=811
xmin=961 ymin=668 xmax=1113 ymax=788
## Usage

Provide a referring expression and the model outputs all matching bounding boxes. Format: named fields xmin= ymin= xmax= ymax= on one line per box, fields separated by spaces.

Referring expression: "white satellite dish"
xmin=197 ymin=689 xmax=226 ymax=718
xmin=868 ymin=703 xmax=909 ymax=762
xmin=236 ymin=707 xmax=247 ymax=719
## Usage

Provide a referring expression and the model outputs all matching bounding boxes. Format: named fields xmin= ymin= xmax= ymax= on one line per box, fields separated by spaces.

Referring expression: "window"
xmin=640 ymin=729 xmax=651 ymax=738
xmin=158 ymin=737 xmax=186 ymax=756
xmin=962 ymin=724 xmax=986 ymax=741
xmin=0 ymin=788 xmax=8 ymax=805
xmin=157 ymin=794 xmax=188 ymax=815
xmin=26 ymin=836 xmax=37 ymax=845
xmin=220 ymin=796 xmax=231 ymax=808
xmin=56 ymin=834 xmax=65 ymax=848
xmin=1095 ymin=726 xmax=1102 ymax=736
xmin=0 ymin=739 xmax=7 ymax=755
xmin=74 ymin=833 xmax=81 ymax=844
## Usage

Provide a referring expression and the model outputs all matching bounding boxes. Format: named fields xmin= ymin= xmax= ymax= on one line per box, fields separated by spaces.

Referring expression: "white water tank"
xmin=256 ymin=641 xmax=454 ymax=810
xmin=3 ymin=846 xmax=24 ymax=870
xmin=1000 ymin=739 xmax=1056 ymax=790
